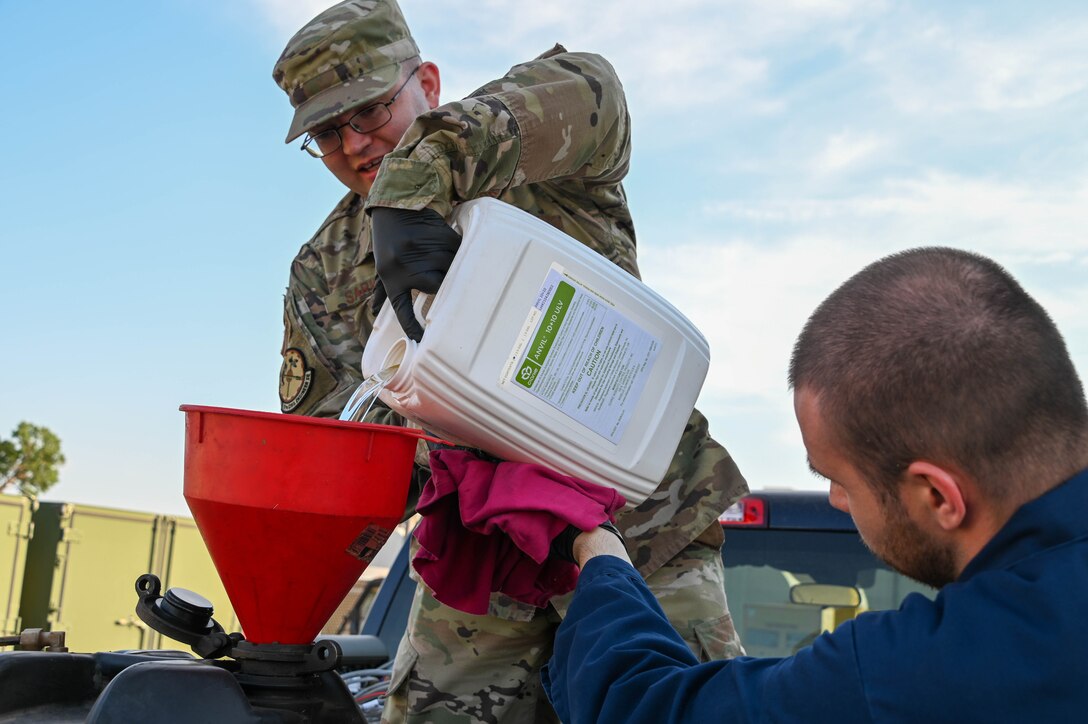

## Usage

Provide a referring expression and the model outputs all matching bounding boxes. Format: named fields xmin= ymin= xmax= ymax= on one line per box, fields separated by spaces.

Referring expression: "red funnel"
xmin=180 ymin=405 xmax=430 ymax=644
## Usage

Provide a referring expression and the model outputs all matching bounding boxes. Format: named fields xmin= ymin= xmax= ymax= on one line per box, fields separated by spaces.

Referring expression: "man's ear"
xmin=417 ymin=61 xmax=441 ymax=109
xmin=902 ymin=461 xmax=968 ymax=532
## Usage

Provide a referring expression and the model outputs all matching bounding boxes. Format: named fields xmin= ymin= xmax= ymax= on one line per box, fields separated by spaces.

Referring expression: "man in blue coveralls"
xmin=543 ymin=246 xmax=1088 ymax=723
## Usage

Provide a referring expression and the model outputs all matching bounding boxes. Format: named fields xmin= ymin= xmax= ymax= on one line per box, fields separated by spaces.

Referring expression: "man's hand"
xmin=572 ymin=523 xmax=630 ymax=567
xmin=370 ymin=206 xmax=462 ymax=341
xmin=551 ymin=521 xmax=629 ymax=568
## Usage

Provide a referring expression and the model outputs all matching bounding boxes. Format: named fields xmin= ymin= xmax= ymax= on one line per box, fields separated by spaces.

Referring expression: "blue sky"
xmin=3 ymin=1 xmax=1087 ymax=516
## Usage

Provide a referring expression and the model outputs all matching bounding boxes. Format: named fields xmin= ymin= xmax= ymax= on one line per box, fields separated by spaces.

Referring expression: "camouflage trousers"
xmin=380 ymin=536 xmax=744 ymax=723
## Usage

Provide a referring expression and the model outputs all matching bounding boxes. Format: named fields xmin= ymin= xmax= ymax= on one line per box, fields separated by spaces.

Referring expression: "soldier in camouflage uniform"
xmin=272 ymin=2 xmax=750 ymax=722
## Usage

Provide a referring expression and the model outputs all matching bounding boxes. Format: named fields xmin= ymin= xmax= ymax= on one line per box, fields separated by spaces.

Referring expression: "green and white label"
xmin=502 ymin=266 xmax=660 ymax=444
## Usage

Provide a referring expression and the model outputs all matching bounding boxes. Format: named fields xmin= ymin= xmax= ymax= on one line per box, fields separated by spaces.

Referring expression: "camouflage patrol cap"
xmin=273 ymin=0 xmax=420 ymax=143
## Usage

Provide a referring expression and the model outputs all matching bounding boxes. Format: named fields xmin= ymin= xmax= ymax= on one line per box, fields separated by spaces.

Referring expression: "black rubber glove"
xmin=370 ymin=206 xmax=462 ymax=342
xmin=550 ymin=520 xmax=626 ymax=564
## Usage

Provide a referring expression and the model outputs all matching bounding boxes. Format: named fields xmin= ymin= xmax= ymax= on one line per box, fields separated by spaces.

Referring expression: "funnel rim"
xmin=181 ymin=404 xmax=421 ymax=436
xmin=179 ymin=405 xmax=455 ymax=449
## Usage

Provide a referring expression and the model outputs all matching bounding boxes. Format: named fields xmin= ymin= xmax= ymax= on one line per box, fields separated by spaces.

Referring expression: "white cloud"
xmin=639 ymin=166 xmax=1088 ymax=481
xmin=248 ymin=0 xmax=887 ymax=116
xmin=249 ymin=2 xmax=1088 ymax=124
xmin=636 ymin=203 xmax=1088 ymax=491
xmin=706 ymin=171 xmax=1088 ymax=254
xmin=860 ymin=12 xmax=1088 ymax=114
xmin=636 ymin=234 xmax=881 ymax=490
xmin=639 ymin=235 xmax=877 ymax=403
xmin=811 ymin=130 xmax=885 ymax=174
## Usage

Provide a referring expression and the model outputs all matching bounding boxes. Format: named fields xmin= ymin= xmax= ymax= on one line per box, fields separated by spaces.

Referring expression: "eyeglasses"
xmin=301 ymin=65 xmax=420 ymax=159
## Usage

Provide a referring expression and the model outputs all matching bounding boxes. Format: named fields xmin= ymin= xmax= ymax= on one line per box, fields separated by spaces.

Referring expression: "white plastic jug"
xmin=362 ymin=198 xmax=709 ymax=505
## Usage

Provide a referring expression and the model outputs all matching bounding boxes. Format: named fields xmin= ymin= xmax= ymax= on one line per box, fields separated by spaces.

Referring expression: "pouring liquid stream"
xmin=339 ymin=366 xmax=398 ymax=423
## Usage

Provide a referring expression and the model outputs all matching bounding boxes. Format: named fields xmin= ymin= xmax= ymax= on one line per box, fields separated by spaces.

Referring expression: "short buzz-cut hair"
xmin=789 ymin=247 xmax=1088 ymax=504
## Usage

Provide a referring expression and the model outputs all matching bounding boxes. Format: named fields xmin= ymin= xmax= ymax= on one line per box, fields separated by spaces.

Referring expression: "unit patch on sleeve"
xmin=279 ymin=348 xmax=314 ymax=412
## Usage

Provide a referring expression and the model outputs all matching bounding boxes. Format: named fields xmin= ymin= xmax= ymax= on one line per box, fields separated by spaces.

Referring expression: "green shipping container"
xmin=158 ymin=516 xmax=240 ymax=636
xmin=20 ymin=502 xmax=165 ymax=652
xmin=19 ymin=502 xmax=240 ymax=653
xmin=0 ymin=494 xmax=36 ymax=635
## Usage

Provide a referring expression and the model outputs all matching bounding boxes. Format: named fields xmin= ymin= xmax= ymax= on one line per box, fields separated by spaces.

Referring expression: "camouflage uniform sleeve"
xmin=279 ymin=244 xmax=363 ymax=418
xmin=615 ymin=409 xmax=750 ymax=579
xmin=364 ymin=47 xmax=630 ymax=217
xmin=276 ymin=194 xmax=404 ymax=424
xmin=279 ymin=242 xmax=421 ymax=428
xmin=280 ymin=240 xmax=430 ymax=516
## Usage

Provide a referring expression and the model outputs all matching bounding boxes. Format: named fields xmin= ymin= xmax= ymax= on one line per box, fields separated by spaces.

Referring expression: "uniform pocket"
xmin=692 ymin=612 xmax=745 ymax=661
xmin=384 ymin=633 xmax=421 ymax=711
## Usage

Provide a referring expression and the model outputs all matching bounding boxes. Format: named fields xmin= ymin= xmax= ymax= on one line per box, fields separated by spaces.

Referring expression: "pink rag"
xmin=412 ymin=449 xmax=627 ymax=615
